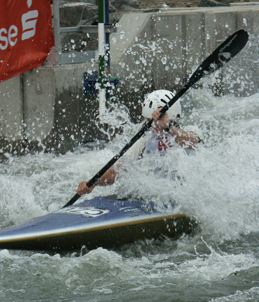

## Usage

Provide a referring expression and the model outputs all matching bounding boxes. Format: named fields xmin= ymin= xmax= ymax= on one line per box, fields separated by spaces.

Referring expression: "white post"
xmin=98 ymin=0 xmax=106 ymax=115
xmin=98 ymin=21 xmax=106 ymax=115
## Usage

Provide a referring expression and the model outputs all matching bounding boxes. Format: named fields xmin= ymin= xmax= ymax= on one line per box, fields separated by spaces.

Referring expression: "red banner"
xmin=0 ymin=0 xmax=54 ymax=82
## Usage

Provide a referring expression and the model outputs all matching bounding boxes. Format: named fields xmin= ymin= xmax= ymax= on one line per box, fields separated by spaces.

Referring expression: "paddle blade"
xmin=188 ymin=29 xmax=249 ymax=87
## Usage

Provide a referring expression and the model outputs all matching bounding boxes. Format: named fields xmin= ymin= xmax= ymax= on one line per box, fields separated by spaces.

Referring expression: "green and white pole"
xmin=98 ymin=0 xmax=106 ymax=115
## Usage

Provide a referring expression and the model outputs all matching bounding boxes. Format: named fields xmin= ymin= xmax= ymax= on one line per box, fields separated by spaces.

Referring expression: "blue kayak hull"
xmin=0 ymin=196 xmax=198 ymax=251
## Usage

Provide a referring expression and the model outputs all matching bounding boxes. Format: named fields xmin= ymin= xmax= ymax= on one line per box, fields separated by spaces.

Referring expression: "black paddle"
xmin=63 ymin=29 xmax=248 ymax=208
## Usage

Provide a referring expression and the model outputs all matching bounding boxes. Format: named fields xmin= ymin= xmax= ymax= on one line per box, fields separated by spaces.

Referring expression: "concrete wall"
xmin=0 ymin=62 xmax=106 ymax=156
xmin=1 ymin=3 xmax=259 ymax=157
xmin=110 ymin=4 xmax=259 ymax=100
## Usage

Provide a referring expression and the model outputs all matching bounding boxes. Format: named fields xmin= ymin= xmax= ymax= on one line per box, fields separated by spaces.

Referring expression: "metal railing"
xmin=52 ymin=0 xmax=115 ymax=65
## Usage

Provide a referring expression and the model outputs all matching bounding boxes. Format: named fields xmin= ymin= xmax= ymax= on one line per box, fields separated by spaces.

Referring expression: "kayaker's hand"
xmin=77 ymin=180 xmax=94 ymax=195
xmin=152 ymin=108 xmax=161 ymax=123
xmin=152 ymin=108 xmax=169 ymax=130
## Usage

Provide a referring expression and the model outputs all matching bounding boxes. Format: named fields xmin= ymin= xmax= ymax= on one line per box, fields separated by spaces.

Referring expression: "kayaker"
xmin=77 ymin=89 xmax=203 ymax=195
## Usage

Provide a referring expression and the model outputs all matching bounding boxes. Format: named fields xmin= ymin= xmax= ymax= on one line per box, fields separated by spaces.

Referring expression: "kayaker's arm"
xmin=77 ymin=165 xmax=118 ymax=196
xmin=168 ymin=126 xmax=199 ymax=149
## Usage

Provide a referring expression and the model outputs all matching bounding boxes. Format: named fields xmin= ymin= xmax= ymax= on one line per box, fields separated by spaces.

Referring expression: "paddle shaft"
xmin=63 ymin=29 xmax=248 ymax=208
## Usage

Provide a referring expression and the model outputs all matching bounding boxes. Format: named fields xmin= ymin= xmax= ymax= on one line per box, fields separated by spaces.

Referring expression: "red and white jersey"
xmin=125 ymin=125 xmax=202 ymax=160
xmin=143 ymin=132 xmax=176 ymax=156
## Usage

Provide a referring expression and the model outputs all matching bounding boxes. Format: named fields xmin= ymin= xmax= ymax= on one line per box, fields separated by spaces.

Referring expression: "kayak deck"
xmin=0 ymin=196 xmax=198 ymax=251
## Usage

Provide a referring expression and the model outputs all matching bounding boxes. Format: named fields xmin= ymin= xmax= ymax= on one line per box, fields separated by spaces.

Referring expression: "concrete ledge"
xmin=110 ymin=5 xmax=259 ymax=93
xmin=23 ymin=68 xmax=55 ymax=141
xmin=0 ymin=76 xmax=23 ymax=140
xmin=0 ymin=62 xmax=109 ymax=156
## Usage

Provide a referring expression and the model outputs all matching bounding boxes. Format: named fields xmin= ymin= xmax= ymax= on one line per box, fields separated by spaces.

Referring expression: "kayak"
xmin=0 ymin=196 xmax=198 ymax=251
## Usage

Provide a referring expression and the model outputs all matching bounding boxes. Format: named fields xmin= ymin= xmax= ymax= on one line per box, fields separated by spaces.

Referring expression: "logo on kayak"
xmin=58 ymin=206 xmax=110 ymax=218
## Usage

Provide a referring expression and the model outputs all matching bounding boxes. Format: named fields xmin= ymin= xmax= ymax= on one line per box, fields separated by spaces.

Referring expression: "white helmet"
xmin=142 ymin=90 xmax=182 ymax=120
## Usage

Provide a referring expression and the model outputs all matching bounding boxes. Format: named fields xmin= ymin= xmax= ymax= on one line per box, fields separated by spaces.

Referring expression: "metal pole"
xmin=105 ymin=0 xmax=110 ymax=71
xmin=52 ymin=0 xmax=61 ymax=65
xmin=98 ymin=0 xmax=106 ymax=115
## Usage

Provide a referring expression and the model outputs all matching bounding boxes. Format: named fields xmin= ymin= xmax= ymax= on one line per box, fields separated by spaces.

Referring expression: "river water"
xmin=1 ymin=61 xmax=259 ymax=301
